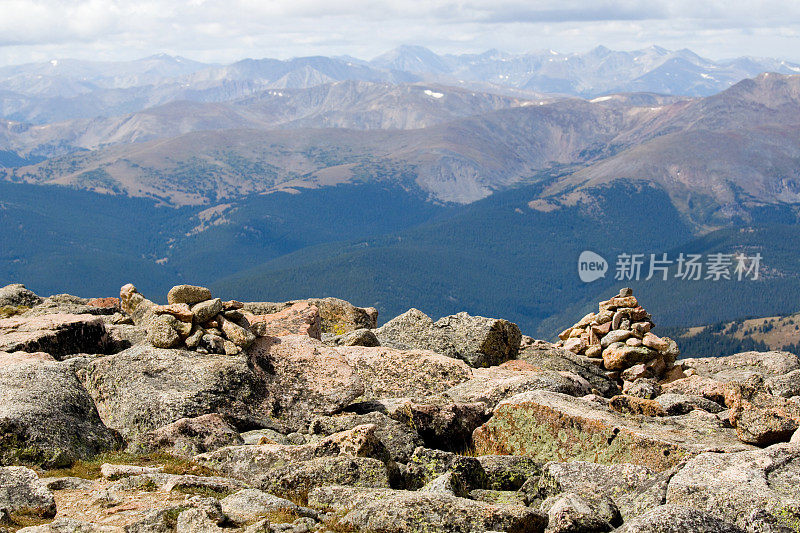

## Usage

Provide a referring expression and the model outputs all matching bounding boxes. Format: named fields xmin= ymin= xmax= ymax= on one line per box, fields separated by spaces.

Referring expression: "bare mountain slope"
xmin=546 ymin=74 xmax=800 ymax=225
xmin=3 ymin=99 xmax=633 ymax=204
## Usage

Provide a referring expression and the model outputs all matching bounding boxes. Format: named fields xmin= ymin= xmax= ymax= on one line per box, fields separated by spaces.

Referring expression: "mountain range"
xmin=1 ymin=45 xmax=798 ymax=124
xmin=2 ymin=46 xmax=800 ymax=346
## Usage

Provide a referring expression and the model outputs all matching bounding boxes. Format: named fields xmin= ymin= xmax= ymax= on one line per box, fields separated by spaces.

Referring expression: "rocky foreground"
xmin=2 ymin=284 xmax=800 ymax=532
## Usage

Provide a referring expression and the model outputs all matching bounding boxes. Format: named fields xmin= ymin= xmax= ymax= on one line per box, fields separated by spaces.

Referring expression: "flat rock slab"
xmin=682 ymin=351 xmax=800 ymax=383
xmin=0 ymin=313 xmax=110 ymax=359
xmin=444 ymin=365 xmax=592 ymax=409
xmin=473 ymin=390 xmax=754 ymax=471
xmin=337 ymin=344 xmax=472 ymax=399
xmin=309 ymin=485 xmax=547 ymax=533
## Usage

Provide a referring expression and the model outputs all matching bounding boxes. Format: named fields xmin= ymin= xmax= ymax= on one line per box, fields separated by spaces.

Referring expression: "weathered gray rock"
xmin=325 ymin=328 xmax=380 ymax=347
xmin=175 ymin=508 xmax=225 ymax=533
xmin=260 ymin=456 xmax=393 ymax=501
xmin=244 ymin=297 xmax=377 ymax=335
xmin=420 ymin=471 xmax=470 ymax=497
xmin=100 ymin=463 xmax=163 ymax=479
xmin=666 ymin=443 xmax=800 ymax=530
xmin=473 ymin=391 xmax=753 ymax=471
xmin=0 ymin=466 xmax=56 ymax=517
xmin=0 ymin=359 xmax=120 ymax=466
xmin=526 ymin=460 xmax=672 ymax=522
xmin=540 ymin=491 xmax=620 ymax=533
xmin=660 ymin=375 xmax=728 ymax=405
xmin=146 ymin=313 xmax=182 ymax=348
xmin=196 ymin=424 xmax=393 ymax=488
xmin=767 ymin=369 xmax=800 ymax=399
xmin=0 ymin=313 xmax=112 ymax=359
xmin=602 ymin=344 xmax=656 ymax=371
xmin=683 ymin=351 xmax=800 ymax=383
xmin=405 ymin=447 xmax=487 ymax=490
xmin=309 ymin=486 xmax=547 ymax=533
xmin=725 ymin=376 xmax=800 ymax=445
xmin=615 ymin=504 xmax=746 ymax=533
xmin=104 ymin=472 xmax=245 ymax=496
xmin=306 ymin=297 xmax=377 ymax=334
xmin=220 ymin=489 xmax=298 ymax=526
xmin=218 ymin=315 xmax=255 ymax=348
xmin=654 ymin=393 xmax=724 ymax=416
xmin=141 ymin=414 xmax=243 ymax=457
xmin=375 ymin=308 xmax=522 ymax=367
xmin=191 ymin=298 xmax=222 ymax=324
xmin=469 ymin=489 xmax=527 ymax=506
xmin=15 ymin=518 xmax=119 ymax=532
xmin=115 ymin=506 xmax=194 ymax=533
xmin=517 ymin=341 xmax=619 ymax=397
xmin=43 ymin=476 xmax=93 ymax=491
xmin=247 ymin=336 xmax=363 ymax=431
xmin=0 ymin=284 xmax=42 ymax=308
xmin=444 ymin=364 xmax=592 ymax=409
xmin=337 ymin=344 xmax=471 ymax=400
xmin=119 ymin=284 xmax=157 ymax=327
xmin=622 ymin=379 xmax=660 ymax=399
xmin=247 ymin=301 xmax=321 ymax=340
xmin=23 ymin=294 xmax=118 ymax=319
xmin=308 ymin=411 xmax=422 ymax=463
xmin=83 ymin=345 xmax=268 ymax=440
xmin=167 ymin=285 xmax=212 ymax=305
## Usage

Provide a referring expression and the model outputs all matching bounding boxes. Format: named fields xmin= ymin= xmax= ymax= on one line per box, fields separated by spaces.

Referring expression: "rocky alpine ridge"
xmin=2 ymin=282 xmax=800 ymax=532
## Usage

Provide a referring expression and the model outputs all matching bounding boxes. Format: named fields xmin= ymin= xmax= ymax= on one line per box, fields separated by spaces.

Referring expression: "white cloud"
xmin=0 ymin=0 xmax=799 ymax=65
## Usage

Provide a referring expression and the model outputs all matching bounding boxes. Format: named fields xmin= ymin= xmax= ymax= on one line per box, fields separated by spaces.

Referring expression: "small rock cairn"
xmin=121 ymin=284 xmax=255 ymax=355
xmin=556 ymin=288 xmax=679 ymax=382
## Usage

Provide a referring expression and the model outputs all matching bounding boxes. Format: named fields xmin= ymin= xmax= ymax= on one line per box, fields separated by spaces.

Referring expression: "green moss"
xmin=476 ymin=405 xmax=685 ymax=471
xmin=39 ymin=450 xmax=219 ymax=479
xmin=161 ymin=507 xmax=189 ymax=529
xmin=140 ymin=478 xmax=158 ymax=492
xmin=775 ymin=504 xmax=800 ymax=532
xmin=1 ymin=510 xmax=53 ymax=532
xmin=0 ymin=305 xmax=29 ymax=318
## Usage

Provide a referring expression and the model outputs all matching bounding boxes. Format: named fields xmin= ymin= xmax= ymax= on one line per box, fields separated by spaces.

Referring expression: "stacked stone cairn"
xmin=555 ymin=288 xmax=679 ymax=385
xmin=120 ymin=283 xmax=255 ymax=355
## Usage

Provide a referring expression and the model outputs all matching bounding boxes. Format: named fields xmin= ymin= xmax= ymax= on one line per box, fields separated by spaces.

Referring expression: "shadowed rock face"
xmin=0 ymin=358 xmax=121 ymax=467
xmin=472 ymin=390 xmax=753 ymax=471
xmin=0 ymin=314 xmax=112 ymax=359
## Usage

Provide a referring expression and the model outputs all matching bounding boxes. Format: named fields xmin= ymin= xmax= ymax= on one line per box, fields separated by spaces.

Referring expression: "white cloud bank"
xmin=0 ymin=0 xmax=799 ymax=65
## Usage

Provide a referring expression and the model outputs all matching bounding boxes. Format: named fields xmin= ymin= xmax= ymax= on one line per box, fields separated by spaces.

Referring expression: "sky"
xmin=1 ymin=0 xmax=800 ymax=66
